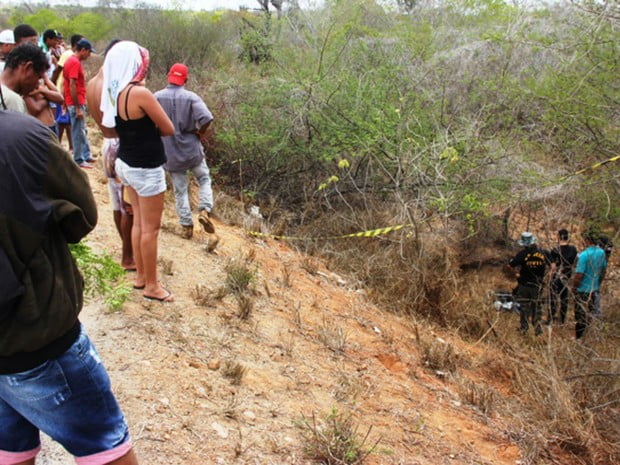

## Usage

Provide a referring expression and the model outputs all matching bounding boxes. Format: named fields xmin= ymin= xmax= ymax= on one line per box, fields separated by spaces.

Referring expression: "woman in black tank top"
xmin=113 ymin=78 xmax=175 ymax=302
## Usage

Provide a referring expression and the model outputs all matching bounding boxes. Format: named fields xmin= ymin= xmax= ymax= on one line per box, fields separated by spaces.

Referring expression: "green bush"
xmin=69 ymin=242 xmax=130 ymax=312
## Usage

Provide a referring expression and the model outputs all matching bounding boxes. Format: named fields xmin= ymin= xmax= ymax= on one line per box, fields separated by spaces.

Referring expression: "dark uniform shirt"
xmin=549 ymin=244 xmax=577 ymax=278
xmin=509 ymin=246 xmax=549 ymax=286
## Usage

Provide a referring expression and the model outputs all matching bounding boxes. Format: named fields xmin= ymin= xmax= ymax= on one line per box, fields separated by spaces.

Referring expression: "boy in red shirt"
xmin=63 ymin=38 xmax=94 ymax=168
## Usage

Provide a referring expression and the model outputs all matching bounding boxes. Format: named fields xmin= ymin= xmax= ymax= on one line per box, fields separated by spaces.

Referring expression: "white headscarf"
xmin=101 ymin=41 xmax=149 ymax=128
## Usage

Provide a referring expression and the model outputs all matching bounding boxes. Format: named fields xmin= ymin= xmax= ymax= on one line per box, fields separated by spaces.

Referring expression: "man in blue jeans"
xmin=573 ymin=231 xmax=607 ymax=339
xmin=0 ymin=110 xmax=138 ymax=464
xmin=62 ymin=38 xmax=94 ymax=168
xmin=155 ymin=63 xmax=215 ymax=239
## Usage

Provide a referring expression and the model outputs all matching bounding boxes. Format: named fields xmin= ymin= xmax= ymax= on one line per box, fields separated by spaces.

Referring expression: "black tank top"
xmin=115 ymin=84 xmax=166 ymax=168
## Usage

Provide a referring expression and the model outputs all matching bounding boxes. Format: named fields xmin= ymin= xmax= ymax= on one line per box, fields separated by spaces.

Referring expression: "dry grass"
xmin=213 ymin=192 xmax=247 ymax=227
xmin=191 ymin=284 xmax=227 ymax=307
xmin=456 ymin=377 xmax=497 ymax=416
xmin=418 ymin=335 xmax=460 ymax=375
xmin=281 ymin=264 xmax=292 ymax=287
xmin=225 ymin=253 xmax=257 ymax=296
xmin=236 ymin=294 xmax=253 ymax=320
xmin=292 ymin=302 xmax=303 ymax=331
xmin=317 ymin=319 xmax=348 ymax=355
xmin=159 ymin=258 xmax=174 ymax=276
xmin=222 ymin=360 xmax=248 ymax=386
xmin=255 ymin=203 xmax=619 ymax=463
xmin=299 ymin=408 xmax=379 ymax=465
xmin=301 ymin=256 xmax=319 ymax=275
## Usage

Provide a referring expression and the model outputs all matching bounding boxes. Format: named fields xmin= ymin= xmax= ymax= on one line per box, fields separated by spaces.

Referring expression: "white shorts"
xmin=114 ymin=159 xmax=166 ymax=197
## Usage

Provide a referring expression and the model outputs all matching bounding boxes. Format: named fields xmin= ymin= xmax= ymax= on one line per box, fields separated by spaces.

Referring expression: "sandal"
xmin=144 ymin=290 xmax=174 ymax=303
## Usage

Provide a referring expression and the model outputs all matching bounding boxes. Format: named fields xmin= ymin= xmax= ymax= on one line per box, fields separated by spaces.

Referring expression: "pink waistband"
xmin=76 ymin=441 xmax=132 ymax=465
xmin=0 ymin=446 xmax=41 ymax=465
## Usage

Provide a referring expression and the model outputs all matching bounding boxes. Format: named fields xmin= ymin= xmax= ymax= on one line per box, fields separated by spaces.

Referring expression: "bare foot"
xmin=143 ymin=287 xmax=174 ymax=302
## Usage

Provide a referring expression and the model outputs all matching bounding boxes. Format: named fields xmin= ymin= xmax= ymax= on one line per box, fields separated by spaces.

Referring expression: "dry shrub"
xmin=236 ymin=294 xmax=253 ymax=320
xmin=419 ymin=336 xmax=459 ymax=374
xmin=456 ymin=377 xmax=497 ymax=416
xmin=300 ymin=207 xmax=461 ymax=323
xmin=281 ymin=264 xmax=292 ymax=287
xmin=506 ymin=338 xmax=620 ymax=464
xmin=213 ymin=192 xmax=247 ymax=227
xmin=222 ymin=360 xmax=247 ymax=386
xmin=301 ymin=256 xmax=320 ymax=275
xmin=317 ymin=319 xmax=348 ymax=355
xmin=225 ymin=253 xmax=257 ymax=296
xmin=159 ymin=258 xmax=174 ymax=276
xmin=299 ymin=408 xmax=379 ymax=465
xmin=191 ymin=284 xmax=227 ymax=307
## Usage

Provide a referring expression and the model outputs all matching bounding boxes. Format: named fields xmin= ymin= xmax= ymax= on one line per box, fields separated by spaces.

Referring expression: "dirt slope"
xmin=37 ymin=139 xmax=523 ymax=465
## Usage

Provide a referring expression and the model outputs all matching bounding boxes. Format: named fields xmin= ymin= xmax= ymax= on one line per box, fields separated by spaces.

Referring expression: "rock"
xmin=208 ymin=358 xmax=221 ymax=370
xmin=211 ymin=422 xmax=229 ymax=439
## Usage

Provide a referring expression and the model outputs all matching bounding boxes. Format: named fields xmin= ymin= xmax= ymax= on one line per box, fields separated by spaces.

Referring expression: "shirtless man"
xmin=86 ymin=40 xmax=135 ymax=271
xmin=24 ymin=75 xmax=63 ymax=134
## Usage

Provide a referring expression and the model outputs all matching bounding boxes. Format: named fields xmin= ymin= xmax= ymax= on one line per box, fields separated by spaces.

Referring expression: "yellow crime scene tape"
xmin=558 ymin=154 xmax=620 ymax=182
xmin=247 ymin=223 xmax=413 ymax=241
xmin=247 ymin=154 xmax=619 ymax=241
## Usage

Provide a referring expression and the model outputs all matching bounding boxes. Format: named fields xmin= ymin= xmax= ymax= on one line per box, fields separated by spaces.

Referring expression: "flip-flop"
xmin=143 ymin=290 xmax=174 ymax=303
xmin=133 ymin=284 xmax=145 ymax=290
xmin=124 ymin=268 xmax=137 ymax=272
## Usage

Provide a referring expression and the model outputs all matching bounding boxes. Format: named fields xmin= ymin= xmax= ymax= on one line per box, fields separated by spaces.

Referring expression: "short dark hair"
xmin=558 ymin=229 xmax=569 ymax=241
xmin=4 ymin=43 xmax=49 ymax=74
xmin=70 ymin=34 xmax=84 ymax=48
xmin=42 ymin=29 xmax=58 ymax=42
xmin=13 ymin=24 xmax=37 ymax=43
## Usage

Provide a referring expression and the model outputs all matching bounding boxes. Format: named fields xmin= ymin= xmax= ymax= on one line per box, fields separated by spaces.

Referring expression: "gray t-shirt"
xmin=0 ymin=84 xmax=27 ymax=114
xmin=154 ymin=84 xmax=213 ymax=172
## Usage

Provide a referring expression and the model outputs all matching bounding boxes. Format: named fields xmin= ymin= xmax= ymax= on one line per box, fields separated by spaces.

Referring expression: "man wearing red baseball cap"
xmin=155 ymin=63 xmax=215 ymax=239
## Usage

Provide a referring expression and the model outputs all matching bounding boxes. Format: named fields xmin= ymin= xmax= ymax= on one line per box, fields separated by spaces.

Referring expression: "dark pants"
xmin=516 ymin=284 xmax=543 ymax=334
xmin=549 ymin=277 xmax=570 ymax=323
xmin=575 ymin=292 xmax=597 ymax=339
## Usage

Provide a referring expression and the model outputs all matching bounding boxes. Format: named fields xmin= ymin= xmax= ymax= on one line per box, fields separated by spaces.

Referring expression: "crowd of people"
xmin=1 ymin=25 xmax=217 ymax=465
xmin=507 ymin=229 xmax=611 ymax=339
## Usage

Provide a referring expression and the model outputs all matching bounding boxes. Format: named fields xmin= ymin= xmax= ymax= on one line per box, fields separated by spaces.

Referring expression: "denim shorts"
xmin=115 ymin=158 xmax=166 ymax=197
xmin=0 ymin=326 xmax=132 ymax=465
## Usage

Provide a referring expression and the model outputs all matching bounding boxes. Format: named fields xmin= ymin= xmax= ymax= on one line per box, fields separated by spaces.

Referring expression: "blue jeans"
xmin=68 ymin=105 xmax=91 ymax=164
xmin=0 ymin=326 xmax=132 ymax=463
xmin=169 ymin=159 xmax=214 ymax=226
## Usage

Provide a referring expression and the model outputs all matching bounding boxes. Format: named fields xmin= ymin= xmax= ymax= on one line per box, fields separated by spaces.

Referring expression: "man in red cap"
xmin=155 ymin=63 xmax=215 ymax=239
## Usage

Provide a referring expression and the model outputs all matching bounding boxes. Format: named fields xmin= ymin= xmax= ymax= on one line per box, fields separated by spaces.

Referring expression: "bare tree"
xmin=396 ymin=0 xmax=420 ymax=13
xmin=271 ymin=0 xmax=284 ymax=18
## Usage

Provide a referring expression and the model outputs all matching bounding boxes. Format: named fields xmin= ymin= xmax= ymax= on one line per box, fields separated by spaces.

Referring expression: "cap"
xmin=0 ymin=29 xmax=15 ymax=45
xmin=76 ymin=38 xmax=96 ymax=53
xmin=43 ymin=29 xmax=59 ymax=41
xmin=517 ymin=232 xmax=536 ymax=246
xmin=168 ymin=63 xmax=188 ymax=86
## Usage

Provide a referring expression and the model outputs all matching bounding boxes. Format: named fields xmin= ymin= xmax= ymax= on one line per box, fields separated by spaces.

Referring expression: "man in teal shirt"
xmin=573 ymin=232 xmax=607 ymax=339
